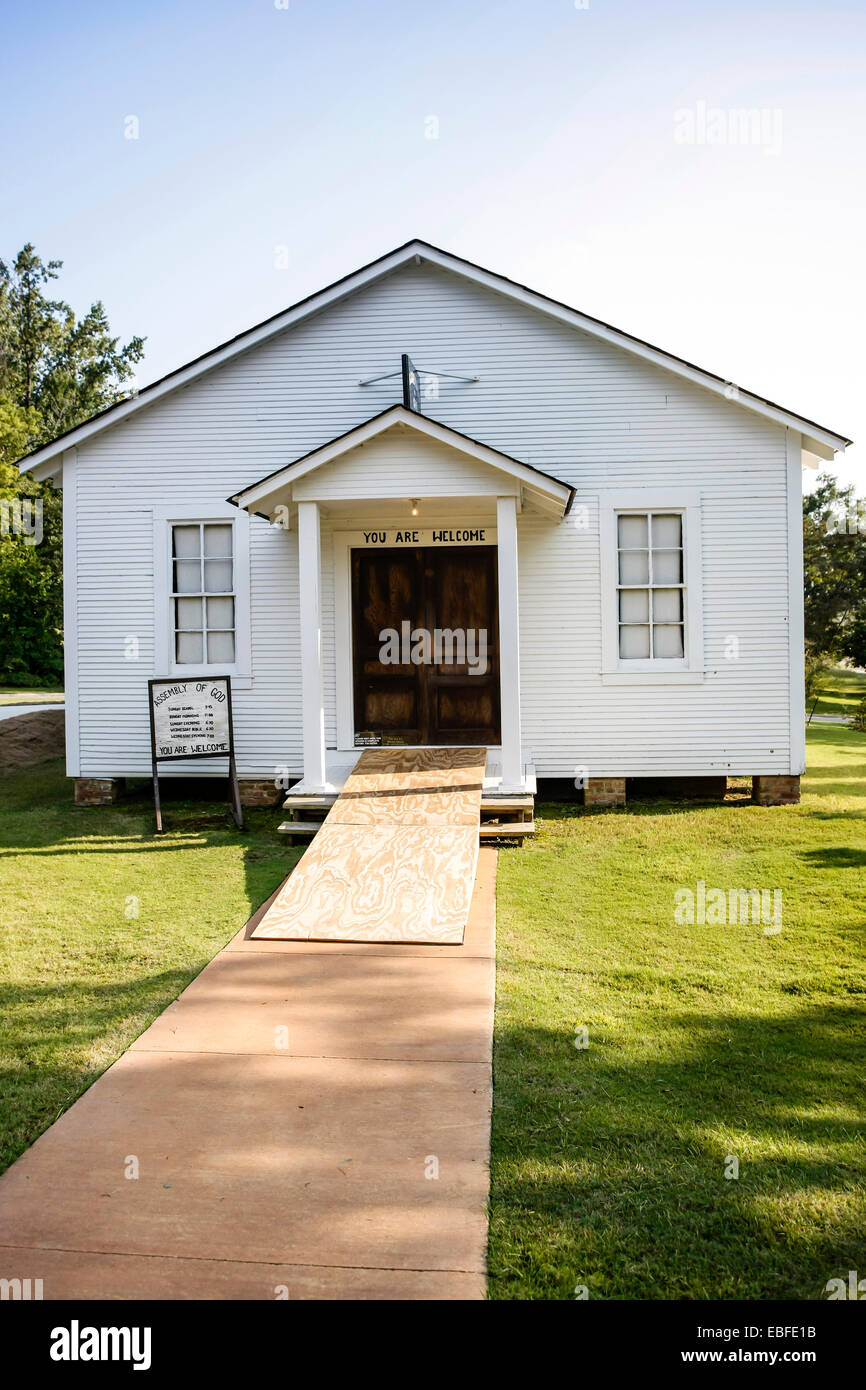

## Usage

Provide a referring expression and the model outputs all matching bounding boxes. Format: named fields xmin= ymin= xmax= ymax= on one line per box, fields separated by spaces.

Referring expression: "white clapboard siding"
xmin=70 ymin=259 xmax=794 ymax=779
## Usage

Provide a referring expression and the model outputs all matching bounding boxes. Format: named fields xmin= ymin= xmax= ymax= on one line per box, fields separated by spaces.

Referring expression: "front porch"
xmin=288 ymin=745 xmax=537 ymax=798
xmin=229 ymin=404 xmax=575 ymax=802
xmin=281 ymin=746 xmax=538 ymax=843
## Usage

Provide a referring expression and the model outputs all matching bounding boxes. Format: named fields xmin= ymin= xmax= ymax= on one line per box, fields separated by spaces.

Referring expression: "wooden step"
xmin=280 ymin=817 xmax=535 ymax=841
xmin=282 ymin=795 xmax=336 ymax=811
xmin=284 ymin=794 xmax=534 ymax=814
xmin=277 ymin=820 xmax=326 ymax=836
xmin=479 ymin=820 xmax=535 ymax=838
xmin=480 ymin=796 xmax=534 ymax=813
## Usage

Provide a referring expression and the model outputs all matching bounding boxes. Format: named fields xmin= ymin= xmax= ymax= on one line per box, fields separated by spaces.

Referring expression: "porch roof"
xmin=227 ymin=405 xmax=576 ymax=520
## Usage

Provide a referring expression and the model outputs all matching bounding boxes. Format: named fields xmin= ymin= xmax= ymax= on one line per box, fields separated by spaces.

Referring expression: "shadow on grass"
xmin=799 ymin=846 xmax=866 ymax=869
xmin=489 ymin=1004 xmax=866 ymax=1300
xmin=537 ymin=798 xmax=752 ymax=827
xmin=0 ymin=969 xmax=203 ymax=1167
xmin=0 ymin=758 xmax=293 ymax=873
xmin=1 ymin=970 xmax=199 ymax=1044
xmin=0 ymin=758 xmax=299 ymax=1172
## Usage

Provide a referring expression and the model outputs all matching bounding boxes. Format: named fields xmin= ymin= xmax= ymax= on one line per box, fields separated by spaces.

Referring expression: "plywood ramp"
xmin=252 ymin=748 xmax=487 ymax=944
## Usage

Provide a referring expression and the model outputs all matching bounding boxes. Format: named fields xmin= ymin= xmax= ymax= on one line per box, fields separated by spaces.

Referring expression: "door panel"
xmin=352 ymin=550 xmax=423 ymax=743
xmin=425 ymin=548 xmax=500 ymax=744
xmin=351 ymin=546 xmax=500 ymax=746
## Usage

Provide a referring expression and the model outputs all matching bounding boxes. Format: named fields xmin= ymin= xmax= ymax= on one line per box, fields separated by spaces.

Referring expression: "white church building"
xmin=19 ymin=240 xmax=851 ymax=810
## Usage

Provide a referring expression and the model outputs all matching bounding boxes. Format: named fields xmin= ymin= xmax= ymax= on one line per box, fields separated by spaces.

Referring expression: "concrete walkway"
xmin=0 ymin=851 xmax=496 ymax=1300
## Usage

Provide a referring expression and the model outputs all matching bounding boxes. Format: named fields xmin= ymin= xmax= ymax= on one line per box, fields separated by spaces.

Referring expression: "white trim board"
xmin=61 ymin=448 xmax=81 ymax=776
xmin=786 ymin=430 xmax=806 ymax=775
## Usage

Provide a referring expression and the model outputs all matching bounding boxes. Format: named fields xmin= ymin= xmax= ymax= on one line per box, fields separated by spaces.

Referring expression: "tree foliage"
xmin=803 ymin=473 xmax=866 ymax=669
xmin=0 ymin=245 xmax=144 ymax=685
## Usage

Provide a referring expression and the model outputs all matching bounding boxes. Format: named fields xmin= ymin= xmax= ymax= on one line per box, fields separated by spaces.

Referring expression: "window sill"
xmin=601 ymin=669 xmax=705 ymax=685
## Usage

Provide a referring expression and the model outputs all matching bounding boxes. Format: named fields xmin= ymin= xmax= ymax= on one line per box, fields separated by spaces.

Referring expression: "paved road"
xmin=0 ymin=703 xmax=65 ymax=722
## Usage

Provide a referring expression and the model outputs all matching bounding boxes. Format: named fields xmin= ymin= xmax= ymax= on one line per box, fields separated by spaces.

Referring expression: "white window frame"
xmin=153 ymin=502 xmax=252 ymax=686
xmin=599 ymin=489 xmax=704 ymax=684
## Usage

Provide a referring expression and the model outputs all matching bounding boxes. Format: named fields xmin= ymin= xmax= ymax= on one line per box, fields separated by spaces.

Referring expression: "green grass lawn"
xmin=809 ymin=666 xmax=866 ymax=718
xmin=0 ymin=764 xmax=297 ymax=1173
xmin=2 ymin=734 xmax=864 ymax=1300
xmin=489 ymin=725 xmax=866 ymax=1299
xmin=0 ymin=686 xmax=65 ymax=705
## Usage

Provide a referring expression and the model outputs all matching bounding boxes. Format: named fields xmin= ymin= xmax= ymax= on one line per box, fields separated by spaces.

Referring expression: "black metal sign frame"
xmin=147 ymin=676 xmax=244 ymax=834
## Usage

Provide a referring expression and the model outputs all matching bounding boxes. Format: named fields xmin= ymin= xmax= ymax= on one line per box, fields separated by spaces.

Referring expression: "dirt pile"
xmin=0 ymin=709 xmax=65 ymax=773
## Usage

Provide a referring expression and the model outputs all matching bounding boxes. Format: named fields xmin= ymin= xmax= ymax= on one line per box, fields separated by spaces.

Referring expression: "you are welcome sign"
xmin=147 ymin=677 xmax=243 ymax=832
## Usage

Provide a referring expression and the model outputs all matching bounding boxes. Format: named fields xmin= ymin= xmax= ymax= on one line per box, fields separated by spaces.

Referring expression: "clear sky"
xmin=2 ymin=0 xmax=863 ymax=488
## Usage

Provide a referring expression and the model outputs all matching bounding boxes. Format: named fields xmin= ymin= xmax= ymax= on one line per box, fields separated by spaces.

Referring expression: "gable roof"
xmin=228 ymin=404 xmax=576 ymax=518
xmin=18 ymin=238 xmax=851 ymax=479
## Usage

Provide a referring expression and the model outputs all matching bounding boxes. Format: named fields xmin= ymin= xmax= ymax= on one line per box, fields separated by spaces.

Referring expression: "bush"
xmin=849 ymin=696 xmax=866 ymax=733
xmin=805 ymin=647 xmax=833 ymax=706
xmin=0 ymin=479 xmax=63 ymax=686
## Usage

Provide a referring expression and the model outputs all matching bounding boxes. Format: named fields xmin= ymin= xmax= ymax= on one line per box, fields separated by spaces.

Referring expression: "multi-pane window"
xmin=171 ymin=522 xmax=235 ymax=665
xmin=617 ymin=512 xmax=685 ymax=659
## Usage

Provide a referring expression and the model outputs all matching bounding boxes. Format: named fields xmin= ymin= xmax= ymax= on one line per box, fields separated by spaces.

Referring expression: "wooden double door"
xmin=352 ymin=545 xmax=500 ymax=746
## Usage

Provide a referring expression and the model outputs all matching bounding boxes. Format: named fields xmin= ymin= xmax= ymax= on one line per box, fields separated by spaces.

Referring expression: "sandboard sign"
xmin=147 ymin=677 xmax=244 ymax=833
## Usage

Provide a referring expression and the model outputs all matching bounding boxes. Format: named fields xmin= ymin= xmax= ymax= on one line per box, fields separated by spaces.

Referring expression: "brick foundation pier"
xmin=74 ymin=778 xmax=125 ymax=806
xmin=238 ymin=779 xmax=281 ymax=808
xmin=584 ymin=777 xmax=627 ymax=808
xmin=752 ymin=775 xmax=801 ymax=806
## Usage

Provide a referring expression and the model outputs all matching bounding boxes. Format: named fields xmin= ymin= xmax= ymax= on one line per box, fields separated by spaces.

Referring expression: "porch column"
xmin=297 ymin=500 xmax=328 ymax=793
xmin=496 ymin=495 xmax=524 ymax=792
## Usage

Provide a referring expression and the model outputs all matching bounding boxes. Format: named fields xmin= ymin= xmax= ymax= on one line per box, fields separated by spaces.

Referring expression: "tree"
xmin=802 ymin=473 xmax=866 ymax=668
xmin=0 ymin=244 xmax=144 ymax=438
xmin=843 ymin=611 xmax=866 ymax=671
xmin=0 ymin=245 xmax=144 ymax=685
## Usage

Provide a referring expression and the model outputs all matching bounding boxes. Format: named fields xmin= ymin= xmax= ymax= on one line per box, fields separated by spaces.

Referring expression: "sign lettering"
xmin=359 ymin=527 xmax=494 ymax=547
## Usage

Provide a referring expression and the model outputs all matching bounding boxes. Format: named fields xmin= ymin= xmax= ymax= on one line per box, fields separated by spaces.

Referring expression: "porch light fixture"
xmin=410 ymin=499 xmax=419 ymax=516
